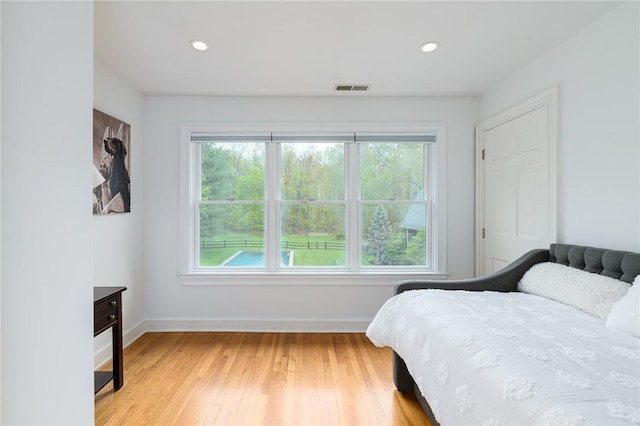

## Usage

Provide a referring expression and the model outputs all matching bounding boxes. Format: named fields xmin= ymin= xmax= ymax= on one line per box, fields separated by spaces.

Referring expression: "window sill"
xmin=178 ymin=271 xmax=450 ymax=286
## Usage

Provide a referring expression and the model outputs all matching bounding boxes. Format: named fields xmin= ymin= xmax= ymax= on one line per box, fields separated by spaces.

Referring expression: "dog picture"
xmin=93 ymin=109 xmax=131 ymax=214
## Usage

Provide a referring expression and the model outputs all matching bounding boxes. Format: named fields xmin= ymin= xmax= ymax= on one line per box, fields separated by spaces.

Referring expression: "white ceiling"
xmin=95 ymin=1 xmax=620 ymax=97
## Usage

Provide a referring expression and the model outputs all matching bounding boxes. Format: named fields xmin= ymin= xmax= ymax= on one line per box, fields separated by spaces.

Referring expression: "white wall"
xmin=93 ymin=62 xmax=146 ymax=366
xmin=144 ymin=96 xmax=477 ymax=330
xmin=1 ymin=2 xmax=94 ymax=424
xmin=0 ymin=1 xmax=3 ymax=419
xmin=479 ymin=2 xmax=640 ymax=252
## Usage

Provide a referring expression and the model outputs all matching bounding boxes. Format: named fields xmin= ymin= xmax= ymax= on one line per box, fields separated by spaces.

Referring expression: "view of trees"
xmin=366 ymin=204 xmax=392 ymax=265
xmin=280 ymin=143 xmax=344 ymax=237
xmin=199 ymin=142 xmax=264 ymax=239
xmin=197 ymin=140 xmax=429 ymax=267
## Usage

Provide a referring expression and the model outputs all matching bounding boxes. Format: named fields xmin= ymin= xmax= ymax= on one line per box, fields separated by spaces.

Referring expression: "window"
xmin=358 ymin=134 xmax=433 ymax=269
xmin=277 ymin=134 xmax=349 ymax=268
xmin=181 ymin=123 xmax=445 ymax=274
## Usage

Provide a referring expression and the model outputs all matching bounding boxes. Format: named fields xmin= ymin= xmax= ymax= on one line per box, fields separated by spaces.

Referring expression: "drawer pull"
xmin=109 ymin=300 xmax=117 ymax=306
xmin=109 ymin=314 xmax=116 ymax=320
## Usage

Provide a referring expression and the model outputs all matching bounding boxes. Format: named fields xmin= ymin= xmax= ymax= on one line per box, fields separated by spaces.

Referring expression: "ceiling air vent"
xmin=335 ymin=84 xmax=370 ymax=92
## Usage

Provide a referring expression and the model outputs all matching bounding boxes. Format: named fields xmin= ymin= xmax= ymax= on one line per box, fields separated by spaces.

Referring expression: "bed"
xmin=366 ymin=244 xmax=640 ymax=425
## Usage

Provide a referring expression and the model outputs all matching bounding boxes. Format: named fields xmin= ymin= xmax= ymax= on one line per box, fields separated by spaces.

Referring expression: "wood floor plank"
xmin=95 ymin=332 xmax=432 ymax=426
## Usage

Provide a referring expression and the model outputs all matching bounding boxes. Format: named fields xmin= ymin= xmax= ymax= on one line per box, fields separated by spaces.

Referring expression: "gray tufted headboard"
xmin=549 ymin=243 xmax=640 ymax=284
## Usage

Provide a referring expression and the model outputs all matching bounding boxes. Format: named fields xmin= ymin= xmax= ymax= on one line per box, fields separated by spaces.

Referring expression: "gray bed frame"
xmin=391 ymin=243 xmax=640 ymax=426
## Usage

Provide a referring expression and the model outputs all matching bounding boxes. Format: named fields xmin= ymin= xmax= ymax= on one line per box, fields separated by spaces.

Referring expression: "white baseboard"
xmin=94 ymin=320 xmax=147 ymax=369
xmin=145 ymin=318 xmax=370 ymax=333
xmin=94 ymin=319 xmax=370 ymax=367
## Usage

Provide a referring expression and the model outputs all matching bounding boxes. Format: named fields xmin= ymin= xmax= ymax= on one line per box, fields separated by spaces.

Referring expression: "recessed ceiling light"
xmin=190 ymin=40 xmax=208 ymax=51
xmin=420 ymin=41 xmax=439 ymax=53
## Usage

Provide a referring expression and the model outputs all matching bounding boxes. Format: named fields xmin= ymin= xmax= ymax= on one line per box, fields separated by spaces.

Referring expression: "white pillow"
xmin=518 ymin=262 xmax=631 ymax=319
xmin=606 ymin=276 xmax=640 ymax=337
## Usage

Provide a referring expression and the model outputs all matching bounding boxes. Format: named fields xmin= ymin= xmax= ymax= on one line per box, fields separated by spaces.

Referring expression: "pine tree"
xmin=367 ymin=204 xmax=392 ymax=264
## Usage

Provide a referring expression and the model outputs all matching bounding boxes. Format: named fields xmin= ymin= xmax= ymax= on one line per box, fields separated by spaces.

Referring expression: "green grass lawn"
xmin=200 ymin=234 xmax=345 ymax=267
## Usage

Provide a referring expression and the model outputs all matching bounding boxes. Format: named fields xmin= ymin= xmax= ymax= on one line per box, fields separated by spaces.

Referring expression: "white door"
xmin=476 ymin=88 xmax=557 ymax=276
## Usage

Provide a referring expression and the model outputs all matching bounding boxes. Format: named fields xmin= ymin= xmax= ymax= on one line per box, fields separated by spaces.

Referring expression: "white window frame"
xmin=180 ymin=122 xmax=447 ymax=276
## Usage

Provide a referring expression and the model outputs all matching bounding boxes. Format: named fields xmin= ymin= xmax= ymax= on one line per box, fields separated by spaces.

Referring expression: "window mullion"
xmin=427 ymin=143 xmax=437 ymax=271
xmin=425 ymin=144 xmax=432 ymax=269
xmin=193 ymin=144 xmax=202 ymax=271
xmin=266 ymin=141 xmax=279 ymax=271
xmin=346 ymin=142 xmax=360 ymax=271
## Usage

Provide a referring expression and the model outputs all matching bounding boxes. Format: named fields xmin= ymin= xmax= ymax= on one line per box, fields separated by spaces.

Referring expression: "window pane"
xmin=200 ymin=142 xmax=264 ymax=201
xmin=360 ymin=143 xmax=424 ymax=200
xmin=281 ymin=143 xmax=344 ymax=201
xmin=280 ymin=204 xmax=346 ymax=267
xmin=361 ymin=204 xmax=427 ymax=266
xmin=199 ymin=204 xmax=264 ymax=267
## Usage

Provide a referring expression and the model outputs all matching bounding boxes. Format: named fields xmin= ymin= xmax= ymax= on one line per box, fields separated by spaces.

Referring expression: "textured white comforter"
xmin=366 ymin=290 xmax=640 ymax=426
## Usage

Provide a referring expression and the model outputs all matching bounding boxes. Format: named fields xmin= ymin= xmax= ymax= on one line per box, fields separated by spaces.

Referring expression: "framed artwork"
xmin=93 ymin=109 xmax=131 ymax=214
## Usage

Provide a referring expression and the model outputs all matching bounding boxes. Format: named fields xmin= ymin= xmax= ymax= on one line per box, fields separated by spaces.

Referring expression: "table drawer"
xmin=94 ymin=297 xmax=119 ymax=335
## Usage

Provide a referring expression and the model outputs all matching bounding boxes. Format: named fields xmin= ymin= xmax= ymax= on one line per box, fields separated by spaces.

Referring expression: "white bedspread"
xmin=366 ymin=290 xmax=640 ymax=426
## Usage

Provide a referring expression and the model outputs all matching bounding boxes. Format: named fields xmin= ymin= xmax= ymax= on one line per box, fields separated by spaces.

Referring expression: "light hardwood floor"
xmin=95 ymin=332 xmax=431 ymax=426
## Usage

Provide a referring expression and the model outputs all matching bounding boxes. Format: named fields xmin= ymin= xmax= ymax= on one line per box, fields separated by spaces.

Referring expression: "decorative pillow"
xmin=518 ymin=262 xmax=631 ymax=319
xmin=606 ymin=276 xmax=639 ymax=337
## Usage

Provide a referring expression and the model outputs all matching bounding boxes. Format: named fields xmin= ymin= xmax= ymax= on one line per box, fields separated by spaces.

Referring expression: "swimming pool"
xmin=222 ymin=250 xmax=293 ymax=267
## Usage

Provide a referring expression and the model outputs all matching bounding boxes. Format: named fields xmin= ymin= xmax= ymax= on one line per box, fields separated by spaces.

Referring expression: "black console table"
xmin=94 ymin=286 xmax=127 ymax=393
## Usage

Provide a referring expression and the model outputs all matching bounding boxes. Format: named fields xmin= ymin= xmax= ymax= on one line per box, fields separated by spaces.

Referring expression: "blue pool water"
xmin=222 ymin=250 xmax=292 ymax=266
